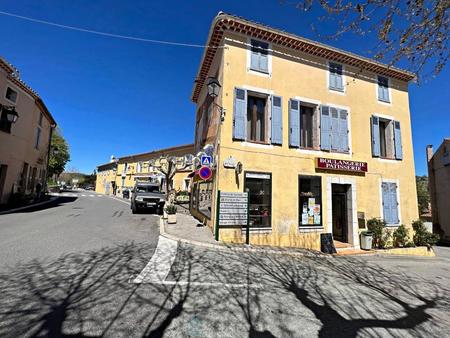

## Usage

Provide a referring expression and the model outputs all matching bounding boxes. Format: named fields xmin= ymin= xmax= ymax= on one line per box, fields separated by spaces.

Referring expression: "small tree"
xmin=416 ymin=176 xmax=430 ymax=215
xmin=48 ymin=130 xmax=70 ymax=180
xmin=154 ymin=155 xmax=191 ymax=200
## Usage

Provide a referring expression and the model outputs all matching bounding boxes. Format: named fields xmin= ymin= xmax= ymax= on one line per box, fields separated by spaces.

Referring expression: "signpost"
xmin=201 ymin=155 xmax=212 ymax=166
xmin=215 ymin=191 xmax=250 ymax=244
xmin=198 ymin=166 xmax=212 ymax=181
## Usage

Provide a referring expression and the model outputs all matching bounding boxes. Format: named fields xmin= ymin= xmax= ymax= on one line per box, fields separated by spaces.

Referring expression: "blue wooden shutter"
xmin=378 ymin=76 xmax=389 ymax=101
xmin=371 ymin=115 xmax=380 ymax=157
xmin=271 ymin=96 xmax=282 ymax=145
xmin=335 ymin=64 xmax=343 ymax=90
xmin=250 ymin=40 xmax=259 ymax=70
xmin=382 ymin=182 xmax=392 ymax=223
xmin=330 ymin=107 xmax=340 ymax=151
xmin=259 ymin=42 xmax=269 ymax=72
xmin=233 ymin=88 xmax=247 ymax=140
xmin=394 ymin=120 xmax=403 ymax=160
xmin=289 ymin=99 xmax=300 ymax=147
xmin=320 ymin=105 xmax=331 ymax=151
xmin=329 ymin=64 xmax=336 ymax=89
xmin=329 ymin=63 xmax=343 ymax=90
xmin=339 ymin=110 xmax=349 ymax=152
xmin=390 ymin=183 xmax=399 ymax=224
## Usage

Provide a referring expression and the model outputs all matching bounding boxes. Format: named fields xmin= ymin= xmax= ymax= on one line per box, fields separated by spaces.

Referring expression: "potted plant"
xmin=165 ymin=204 xmax=177 ymax=224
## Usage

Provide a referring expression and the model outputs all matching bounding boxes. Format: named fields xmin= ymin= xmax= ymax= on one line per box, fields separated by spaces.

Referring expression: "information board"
xmin=218 ymin=192 xmax=248 ymax=227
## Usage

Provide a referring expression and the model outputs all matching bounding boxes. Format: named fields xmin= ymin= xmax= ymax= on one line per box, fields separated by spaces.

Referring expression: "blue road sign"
xmin=201 ymin=155 xmax=212 ymax=166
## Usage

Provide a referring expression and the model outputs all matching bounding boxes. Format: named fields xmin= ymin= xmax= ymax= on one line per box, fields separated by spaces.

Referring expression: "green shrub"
xmin=412 ymin=219 xmax=440 ymax=247
xmin=380 ymin=230 xmax=392 ymax=249
xmin=164 ymin=204 xmax=177 ymax=215
xmin=367 ymin=218 xmax=386 ymax=249
xmin=393 ymin=225 xmax=409 ymax=247
xmin=405 ymin=241 xmax=416 ymax=248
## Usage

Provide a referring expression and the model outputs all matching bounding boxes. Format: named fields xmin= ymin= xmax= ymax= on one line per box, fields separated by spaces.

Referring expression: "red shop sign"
xmin=317 ymin=157 xmax=368 ymax=173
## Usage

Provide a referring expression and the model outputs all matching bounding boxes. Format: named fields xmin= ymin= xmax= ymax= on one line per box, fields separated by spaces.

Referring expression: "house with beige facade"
xmin=189 ymin=13 xmax=418 ymax=251
xmin=96 ymin=144 xmax=194 ymax=197
xmin=0 ymin=57 xmax=56 ymax=205
xmin=427 ymin=140 xmax=450 ymax=244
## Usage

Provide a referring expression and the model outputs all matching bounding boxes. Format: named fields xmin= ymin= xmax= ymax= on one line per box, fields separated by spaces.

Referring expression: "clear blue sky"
xmin=0 ymin=1 xmax=448 ymax=175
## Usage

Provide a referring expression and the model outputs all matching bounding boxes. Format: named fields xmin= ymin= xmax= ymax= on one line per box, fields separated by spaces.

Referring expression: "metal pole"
xmin=246 ymin=192 xmax=250 ymax=245
xmin=215 ymin=190 xmax=220 ymax=241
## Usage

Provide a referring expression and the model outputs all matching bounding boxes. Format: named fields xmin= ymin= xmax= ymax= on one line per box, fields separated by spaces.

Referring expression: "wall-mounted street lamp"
xmin=206 ymin=77 xmax=225 ymax=121
xmin=1 ymin=105 xmax=19 ymax=124
xmin=206 ymin=77 xmax=221 ymax=98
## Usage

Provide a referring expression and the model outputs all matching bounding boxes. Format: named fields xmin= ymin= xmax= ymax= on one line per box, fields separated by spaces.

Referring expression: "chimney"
xmin=426 ymin=145 xmax=433 ymax=162
xmin=110 ymin=155 xmax=116 ymax=163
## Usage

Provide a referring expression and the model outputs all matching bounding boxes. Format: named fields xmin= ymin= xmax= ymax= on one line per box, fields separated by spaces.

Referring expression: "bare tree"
xmin=154 ymin=156 xmax=192 ymax=200
xmin=283 ymin=0 xmax=449 ymax=81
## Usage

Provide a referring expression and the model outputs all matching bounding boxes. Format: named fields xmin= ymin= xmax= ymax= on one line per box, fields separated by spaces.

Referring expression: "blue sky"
xmin=0 ymin=1 xmax=448 ymax=175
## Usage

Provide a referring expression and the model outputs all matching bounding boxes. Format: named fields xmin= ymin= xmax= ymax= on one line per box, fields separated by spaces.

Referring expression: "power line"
xmin=0 ymin=10 xmax=223 ymax=48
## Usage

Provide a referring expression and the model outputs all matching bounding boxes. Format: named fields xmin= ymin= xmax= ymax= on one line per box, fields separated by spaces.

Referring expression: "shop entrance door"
xmin=332 ymin=184 xmax=349 ymax=242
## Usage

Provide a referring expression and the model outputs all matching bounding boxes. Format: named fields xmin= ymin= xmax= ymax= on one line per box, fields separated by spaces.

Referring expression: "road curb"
xmin=159 ymin=217 xmax=324 ymax=258
xmin=0 ymin=196 xmax=60 ymax=215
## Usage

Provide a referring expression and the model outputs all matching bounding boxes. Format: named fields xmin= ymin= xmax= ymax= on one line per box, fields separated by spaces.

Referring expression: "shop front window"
xmin=245 ymin=172 xmax=271 ymax=229
xmin=299 ymin=176 xmax=322 ymax=227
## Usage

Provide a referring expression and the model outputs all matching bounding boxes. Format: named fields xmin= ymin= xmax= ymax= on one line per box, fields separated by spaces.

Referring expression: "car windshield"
xmin=136 ymin=185 xmax=160 ymax=193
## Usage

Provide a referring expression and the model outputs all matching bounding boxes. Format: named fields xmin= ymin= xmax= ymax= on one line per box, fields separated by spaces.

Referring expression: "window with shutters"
xmin=319 ymin=105 xmax=349 ymax=153
xmin=377 ymin=76 xmax=390 ymax=103
xmin=371 ymin=115 xmax=402 ymax=160
xmin=233 ymin=88 xmax=281 ymax=145
xmin=381 ymin=181 xmax=400 ymax=225
xmin=249 ymin=39 xmax=269 ymax=74
xmin=329 ymin=62 xmax=344 ymax=92
xmin=247 ymin=94 xmax=268 ymax=143
xmin=289 ymin=100 xmax=320 ymax=149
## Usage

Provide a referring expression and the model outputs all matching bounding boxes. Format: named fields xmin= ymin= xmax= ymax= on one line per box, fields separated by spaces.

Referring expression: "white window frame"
xmin=327 ymin=61 xmax=346 ymax=95
xmin=376 ymin=75 xmax=392 ymax=105
xmin=379 ymin=178 xmax=402 ymax=226
xmin=246 ymin=37 xmax=272 ymax=78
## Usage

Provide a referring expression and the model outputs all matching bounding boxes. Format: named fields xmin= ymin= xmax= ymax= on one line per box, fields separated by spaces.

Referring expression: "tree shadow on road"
xmin=0 ymin=240 xmax=449 ymax=337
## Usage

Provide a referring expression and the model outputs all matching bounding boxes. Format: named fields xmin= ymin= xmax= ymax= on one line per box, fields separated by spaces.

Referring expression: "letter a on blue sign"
xmin=201 ymin=155 xmax=212 ymax=166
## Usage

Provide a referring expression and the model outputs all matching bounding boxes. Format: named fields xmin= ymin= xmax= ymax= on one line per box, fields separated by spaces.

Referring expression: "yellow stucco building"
xmin=190 ymin=13 xmax=418 ymax=250
xmin=96 ymin=144 xmax=194 ymax=197
xmin=0 ymin=57 xmax=56 ymax=205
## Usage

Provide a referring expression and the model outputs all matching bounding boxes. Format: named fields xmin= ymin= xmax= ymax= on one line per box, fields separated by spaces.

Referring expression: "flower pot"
xmin=167 ymin=214 xmax=177 ymax=224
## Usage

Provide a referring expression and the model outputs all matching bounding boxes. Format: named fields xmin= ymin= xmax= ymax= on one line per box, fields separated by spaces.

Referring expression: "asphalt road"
xmin=0 ymin=191 xmax=160 ymax=270
xmin=0 ymin=194 xmax=449 ymax=337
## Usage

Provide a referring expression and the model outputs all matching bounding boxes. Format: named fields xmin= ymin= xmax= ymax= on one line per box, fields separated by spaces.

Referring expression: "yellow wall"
xmin=194 ymin=32 xmax=418 ymax=250
xmin=0 ymin=68 xmax=54 ymax=204
xmin=95 ymin=167 xmax=116 ymax=195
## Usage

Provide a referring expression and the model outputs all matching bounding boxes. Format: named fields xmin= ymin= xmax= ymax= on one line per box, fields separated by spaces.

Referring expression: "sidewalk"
xmin=161 ymin=212 xmax=323 ymax=257
xmin=0 ymin=195 xmax=59 ymax=215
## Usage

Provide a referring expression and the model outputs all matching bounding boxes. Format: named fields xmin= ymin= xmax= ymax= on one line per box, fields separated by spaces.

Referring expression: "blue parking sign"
xmin=201 ymin=155 xmax=212 ymax=166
